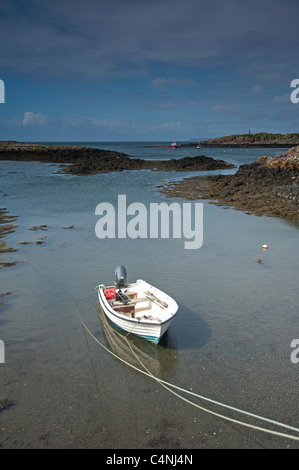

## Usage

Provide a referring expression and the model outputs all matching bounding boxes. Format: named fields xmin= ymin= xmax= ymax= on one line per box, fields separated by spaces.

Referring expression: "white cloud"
xmin=62 ymin=117 xmax=131 ymax=131
xmin=271 ymin=93 xmax=290 ymax=105
xmin=210 ymin=104 xmax=266 ymax=120
xmin=150 ymin=77 xmax=194 ymax=93
xmin=251 ymin=85 xmax=265 ymax=94
xmin=140 ymin=102 xmax=177 ymax=111
xmin=184 ymin=100 xmax=201 ymax=108
xmin=22 ymin=111 xmax=48 ymax=126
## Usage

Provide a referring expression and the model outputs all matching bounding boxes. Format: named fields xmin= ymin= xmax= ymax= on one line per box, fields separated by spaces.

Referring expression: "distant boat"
xmin=171 ymin=141 xmax=180 ymax=148
xmin=97 ymin=265 xmax=179 ymax=344
xmin=197 ymin=134 xmax=201 ymax=149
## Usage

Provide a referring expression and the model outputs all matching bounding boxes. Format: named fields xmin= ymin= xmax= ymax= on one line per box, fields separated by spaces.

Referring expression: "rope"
xmin=124 ymin=336 xmax=299 ymax=441
xmin=80 ymin=310 xmax=299 ymax=443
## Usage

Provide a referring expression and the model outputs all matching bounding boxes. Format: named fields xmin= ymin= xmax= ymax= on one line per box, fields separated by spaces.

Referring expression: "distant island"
xmin=183 ymin=132 xmax=299 ymax=148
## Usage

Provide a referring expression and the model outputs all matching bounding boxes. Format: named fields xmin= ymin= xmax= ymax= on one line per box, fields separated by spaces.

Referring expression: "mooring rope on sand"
xmin=79 ymin=307 xmax=299 ymax=443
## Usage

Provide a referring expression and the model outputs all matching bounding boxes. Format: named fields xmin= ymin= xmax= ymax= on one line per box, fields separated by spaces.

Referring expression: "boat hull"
xmin=97 ymin=280 xmax=178 ymax=344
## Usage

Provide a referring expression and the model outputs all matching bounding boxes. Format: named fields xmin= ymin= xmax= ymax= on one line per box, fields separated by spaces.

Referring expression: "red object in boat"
xmin=104 ymin=287 xmax=116 ymax=300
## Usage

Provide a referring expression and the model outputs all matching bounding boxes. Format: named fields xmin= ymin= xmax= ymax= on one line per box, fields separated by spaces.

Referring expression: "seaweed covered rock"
xmin=158 ymin=146 xmax=299 ymax=219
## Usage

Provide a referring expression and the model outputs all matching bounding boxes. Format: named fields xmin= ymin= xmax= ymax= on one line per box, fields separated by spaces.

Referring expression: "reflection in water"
xmin=95 ymin=304 xmax=178 ymax=379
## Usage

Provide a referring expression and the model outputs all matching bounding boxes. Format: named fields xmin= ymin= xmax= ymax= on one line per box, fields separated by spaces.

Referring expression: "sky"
xmin=0 ymin=0 xmax=299 ymax=142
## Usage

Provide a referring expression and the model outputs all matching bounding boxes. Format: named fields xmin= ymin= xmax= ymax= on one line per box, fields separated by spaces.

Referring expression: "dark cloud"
xmin=1 ymin=0 xmax=298 ymax=82
xmin=1 ymin=0 xmax=299 ymax=139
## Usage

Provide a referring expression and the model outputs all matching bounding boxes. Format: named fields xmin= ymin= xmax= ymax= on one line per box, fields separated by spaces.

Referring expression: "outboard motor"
xmin=114 ymin=265 xmax=127 ymax=289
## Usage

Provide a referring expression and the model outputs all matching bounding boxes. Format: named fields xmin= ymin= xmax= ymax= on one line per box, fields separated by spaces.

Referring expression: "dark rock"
xmin=157 ymin=147 xmax=299 ymax=220
xmin=0 ymin=142 xmax=234 ymax=175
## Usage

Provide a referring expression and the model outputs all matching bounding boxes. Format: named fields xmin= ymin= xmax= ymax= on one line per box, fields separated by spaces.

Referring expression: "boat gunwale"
xmin=98 ymin=282 xmax=178 ymax=327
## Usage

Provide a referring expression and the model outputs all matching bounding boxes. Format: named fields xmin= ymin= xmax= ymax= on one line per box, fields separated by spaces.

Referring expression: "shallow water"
xmin=0 ymin=143 xmax=298 ymax=449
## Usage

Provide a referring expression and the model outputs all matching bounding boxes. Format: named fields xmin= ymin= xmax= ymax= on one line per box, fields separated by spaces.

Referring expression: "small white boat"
xmin=97 ymin=266 xmax=179 ymax=344
xmin=197 ymin=133 xmax=201 ymax=149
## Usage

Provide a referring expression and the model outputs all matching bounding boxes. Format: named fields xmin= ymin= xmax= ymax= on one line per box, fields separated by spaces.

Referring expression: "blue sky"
xmin=0 ymin=0 xmax=299 ymax=142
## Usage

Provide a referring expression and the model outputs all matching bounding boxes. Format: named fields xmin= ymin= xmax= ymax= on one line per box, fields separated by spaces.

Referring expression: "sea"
xmin=0 ymin=141 xmax=298 ymax=450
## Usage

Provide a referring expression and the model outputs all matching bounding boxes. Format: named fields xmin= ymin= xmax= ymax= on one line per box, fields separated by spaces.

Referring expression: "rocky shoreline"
xmin=1 ymin=141 xmax=299 ymax=220
xmin=0 ymin=141 xmax=234 ymax=175
xmin=158 ymin=146 xmax=299 ymax=220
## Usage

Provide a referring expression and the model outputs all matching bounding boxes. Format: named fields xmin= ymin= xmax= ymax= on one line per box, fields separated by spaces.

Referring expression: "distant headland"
xmin=183 ymin=132 xmax=299 ymax=148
